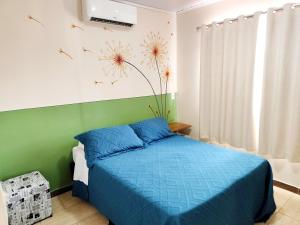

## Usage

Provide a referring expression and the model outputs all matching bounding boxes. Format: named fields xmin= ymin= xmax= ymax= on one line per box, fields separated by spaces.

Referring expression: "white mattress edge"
xmin=72 ymin=143 xmax=89 ymax=185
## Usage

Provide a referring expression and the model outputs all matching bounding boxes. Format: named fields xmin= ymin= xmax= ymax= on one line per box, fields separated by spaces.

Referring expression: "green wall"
xmin=0 ymin=95 xmax=176 ymax=191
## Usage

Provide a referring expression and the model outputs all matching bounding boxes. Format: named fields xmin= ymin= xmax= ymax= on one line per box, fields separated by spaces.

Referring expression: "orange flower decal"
xmin=99 ymin=41 xmax=131 ymax=77
xmin=114 ymin=54 xmax=125 ymax=66
xmin=163 ymin=67 xmax=171 ymax=79
xmin=141 ymin=32 xmax=167 ymax=69
xmin=152 ymin=46 xmax=159 ymax=57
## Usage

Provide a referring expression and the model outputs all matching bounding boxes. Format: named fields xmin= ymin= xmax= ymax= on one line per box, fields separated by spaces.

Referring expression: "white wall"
xmin=177 ymin=0 xmax=300 ymax=188
xmin=0 ymin=0 xmax=177 ymax=112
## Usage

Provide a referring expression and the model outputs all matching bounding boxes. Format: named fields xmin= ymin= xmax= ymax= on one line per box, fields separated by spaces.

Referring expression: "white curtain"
xmin=258 ymin=4 xmax=300 ymax=161
xmin=199 ymin=14 xmax=260 ymax=151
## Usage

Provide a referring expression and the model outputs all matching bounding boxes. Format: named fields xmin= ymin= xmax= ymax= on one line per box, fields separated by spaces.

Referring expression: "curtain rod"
xmin=196 ymin=3 xmax=300 ymax=31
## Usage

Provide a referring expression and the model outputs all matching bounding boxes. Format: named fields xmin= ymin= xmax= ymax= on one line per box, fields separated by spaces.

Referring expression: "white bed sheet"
xmin=72 ymin=143 xmax=89 ymax=185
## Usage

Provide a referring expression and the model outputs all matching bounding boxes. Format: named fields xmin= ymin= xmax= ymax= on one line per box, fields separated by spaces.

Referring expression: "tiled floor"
xmin=37 ymin=186 xmax=300 ymax=225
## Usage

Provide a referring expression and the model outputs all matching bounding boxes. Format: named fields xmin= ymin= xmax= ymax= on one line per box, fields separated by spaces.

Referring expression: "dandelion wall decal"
xmin=141 ymin=32 xmax=168 ymax=70
xmin=141 ymin=32 xmax=168 ymax=115
xmin=99 ymin=41 xmax=131 ymax=77
xmin=103 ymin=26 xmax=113 ymax=32
xmin=148 ymin=105 xmax=156 ymax=116
xmin=166 ymin=109 xmax=171 ymax=120
xmin=95 ymin=81 xmax=103 ymax=85
xmin=58 ymin=48 xmax=73 ymax=60
xmin=163 ymin=66 xmax=171 ymax=117
xmin=82 ymin=47 xmax=95 ymax=54
xmin=111 ymin=80 xmax=118 ymax=85
xmin=27 ymin=15 xmax=45 ymax=27
xmin=99 ymin=40 xmax=162 ymax=117
xmin=99 ymin=33 xmax=172 ymax=118
xmin=71 ymin=24 xmax=84 ymax=31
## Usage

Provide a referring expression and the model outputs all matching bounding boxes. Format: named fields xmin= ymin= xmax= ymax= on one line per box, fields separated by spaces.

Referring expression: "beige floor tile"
xmin=273 ymin=187 xmax=291 ymax=211
xmin=267 ymin=212 xmax=300 ymax=225
xmin=51 ymin=196 xmax=65 ymax=214
xmin=43 ymin=201 xmax=97 ymax=225
xmin=279 ymin=193 xmax=300 ymax=221
xmin=55 ymin=191 xmax=83 ymax=209
xmin=41 ymin=188 xmax=300 ymax=225
xmin=77 ymin=212 xmax=108 ymax=225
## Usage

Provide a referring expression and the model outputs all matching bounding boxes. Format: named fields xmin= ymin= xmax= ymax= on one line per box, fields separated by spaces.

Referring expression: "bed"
xmin=73 ymin=134 xmax=276 ymax=225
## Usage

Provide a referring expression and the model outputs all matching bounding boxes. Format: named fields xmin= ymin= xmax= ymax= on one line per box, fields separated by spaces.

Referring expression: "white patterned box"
xmin=1 ymin=171 xmax=52 ymax=225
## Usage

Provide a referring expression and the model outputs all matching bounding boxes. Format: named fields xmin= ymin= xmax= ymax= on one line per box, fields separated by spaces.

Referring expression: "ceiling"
xmin=121 ymin=0 xmax=222 ymax=13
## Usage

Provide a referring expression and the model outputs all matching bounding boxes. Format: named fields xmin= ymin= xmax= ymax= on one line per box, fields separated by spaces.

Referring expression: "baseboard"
xmin=51 ymin=185 xmax=72 ymax=198
xmin=273 ymin=180 xmax=300 ymax=195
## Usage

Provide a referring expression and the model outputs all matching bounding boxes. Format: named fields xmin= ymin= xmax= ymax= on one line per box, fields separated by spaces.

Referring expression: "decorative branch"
xmin=58 ymin=48 xmax=73 ymax=60
xmin=27 ymin=15 xmax=45 ymax=27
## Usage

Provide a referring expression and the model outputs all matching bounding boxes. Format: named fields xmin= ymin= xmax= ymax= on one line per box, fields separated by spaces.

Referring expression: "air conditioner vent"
xmin=90 ymin=17 xmax=133 ymax=27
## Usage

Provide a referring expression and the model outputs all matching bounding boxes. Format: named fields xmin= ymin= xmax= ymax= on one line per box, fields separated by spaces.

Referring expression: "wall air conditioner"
xmin=82 ymin=0 xmax=137 ymax=27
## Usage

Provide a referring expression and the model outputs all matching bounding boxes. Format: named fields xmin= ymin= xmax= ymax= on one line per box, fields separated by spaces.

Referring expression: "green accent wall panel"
xmin=0 ymin=95 xmax=176 ymax=191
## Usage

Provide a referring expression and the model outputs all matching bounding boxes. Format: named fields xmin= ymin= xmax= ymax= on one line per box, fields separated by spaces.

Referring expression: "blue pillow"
xmin=130 ymin=117 xmax=174 ymax=144
xmin=75 ymin=125 xmax=144 ymax=168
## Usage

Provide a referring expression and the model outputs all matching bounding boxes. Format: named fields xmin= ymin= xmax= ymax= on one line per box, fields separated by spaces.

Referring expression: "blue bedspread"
xmin=88 ymin=135 xmax=276 ymax=225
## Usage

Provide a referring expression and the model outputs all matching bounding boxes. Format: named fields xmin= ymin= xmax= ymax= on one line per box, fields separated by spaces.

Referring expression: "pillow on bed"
xmin=75 ymin=125 xmax=144 ymax=168
xmin=130 ymin=117 xmax=174 ymax=144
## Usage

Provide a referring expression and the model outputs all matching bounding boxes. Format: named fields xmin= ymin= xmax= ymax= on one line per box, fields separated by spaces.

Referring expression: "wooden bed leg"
xmin=108 ymin=220 xmax=115 ymax=225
